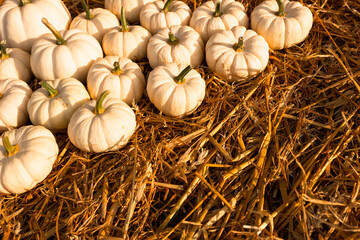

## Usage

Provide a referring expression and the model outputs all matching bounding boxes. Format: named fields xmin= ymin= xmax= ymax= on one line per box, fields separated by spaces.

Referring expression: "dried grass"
xmin=1 ymin=0 xmax=360 ymax=239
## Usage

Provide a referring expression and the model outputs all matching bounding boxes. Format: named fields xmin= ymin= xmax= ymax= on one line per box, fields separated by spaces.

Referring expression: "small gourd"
xmin=30 ymin=18 xmax=103 ymax=83
xmin=68 ymin=91 xmax=136 ymax=153
xmin=69 ymin=0 xmax=119 ymax=43
xmin=147 ymin=25 xmax=204 ymax=68
xmin=206 ymin=26 xmax=269 ymax=82
xmin=140 ymin=0 xmax=192 ymax=35
xmin=27 ymin=78 xmax=90 ymax=132
xmin=0 ymin=125 xmax=59 ymax=194
xmin=102 ymin=7 xmax=151 ymax=61
xmin=251 ymin=0 xmax=313 ymax=50
xmin=0 ymin=40 xmax=32 ymax=82
xmin=147 ymin=64 xmax=206 ymax=118
xmin=87 ymin=56 xmax=145 ymax=105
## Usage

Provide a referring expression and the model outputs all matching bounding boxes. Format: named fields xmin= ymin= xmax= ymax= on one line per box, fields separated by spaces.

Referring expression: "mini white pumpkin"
xmin=147 ymin=64 xmax=206 ymax=117
xmin=251 ymin=0 xmax=313 ymax=50
xmin=68 ymin=91 xmax=136 ymax=153
xmin=30 ymin=18 xmax=103 ymax=83
xmin=102 ymin=7 xmax=151 ymax=61
xmin=190 ymin=0 xmax=249 ymax=42
xmin=69 ymin=0 xmax=119 ymax=43
xmin=27 ymin=78 xmax=90 ymax=132
xmin=0 ymin=40 xmax=32 ymax=82
xmin=105 ymin=0 xmax=156 ymax=24
xmin=0 ymin=0 xmax=71 ymax=52
xmin=206 ymin=26 xmax=269 ymax=82
xmin=87 ymin=56 xmax=145 ymax=105
xmin=0 ymin=78 xmax=32 ymax=133
xmin=140 ymin=0 xmax=192 ymax=35
xmin=0 ymin=125 xmax=59 ymax=194
xmin=147 ymin=25 xmax=204 ymax=68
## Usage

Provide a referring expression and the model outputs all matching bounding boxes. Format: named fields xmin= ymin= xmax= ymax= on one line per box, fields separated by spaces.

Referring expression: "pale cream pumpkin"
xmin=68 ymin=91 xmax=136 ymax=153
xmin=147 ymin=64 xmax=206 ymax=117
xmin=0 ymin=40 xmax=32 ymax=82
xmin=30 ymin=18 xmax=103 ymax=83
xmin=0 ymin=0 xmax=71 ymax=52
xmin=69 ymin=0 xmax=119 ymax=43
xmin=0 ymin=125 xmax=59 ymax=194
xmin=190 ymin=0 xmax=249 ymax=42
xmin=102 ymin=7 xmax=151 ymax=61
xmin=0 ymin=78 xmax=32 ymax=133
xmin=206 ymin=26 xmax=269 ymax=82
xmin=104 ymin=0 xmax=156 ymax=24
xmin=140 ymin=0 xmax=192 ymax=35
xmin=147 ymin=25 xmax=204 ymax=68
xmin=27 ymin=78 xmax=90 ymax=132
xmin=87 ymin=56 xmax=145 ymax=105
xmin=251 ymin=0 xmax=313 ymax=50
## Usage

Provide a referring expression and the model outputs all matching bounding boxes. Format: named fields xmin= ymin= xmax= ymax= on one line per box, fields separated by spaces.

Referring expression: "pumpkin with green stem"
xmin=190 ymin=0 xmax=249 ymax=42
xmin=0 ymin=78 xmax=32 ymax=133
xmin=27 ymin=78 xmax=90 ymax=132
xmin=147 ymin=25 xmax=204 ymax=68
xmin=69 ymin=0 xmax=119 ymax=43
xmin=68 ymin=91 xmax=136 ymax=153
xmin=102 ymin=7 xmax=151 ymax=61
xmin=87 ymin=56 xmax=145 ymax=105
xmin=0 ymin=0 xmax=71 ymax=52
xmin=147 ymin=64 xmax=206 ymax=118
xmin=0 ymin=40 xmax=32 ymax=82
xmin=251 ymin=0 xmax=313 ymax=50
xmin=0 ymin=125 xmax=59 ymax=194
xmin=30 ymin=18 xmax=103 ymax=83
xmin=206 ymin=26 xmax=269 ymax=82
xmin=140 ymin=0 xmax=192 ymax=35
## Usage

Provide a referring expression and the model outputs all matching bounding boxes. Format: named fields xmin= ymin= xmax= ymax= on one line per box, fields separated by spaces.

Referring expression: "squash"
xmin=68 ymin=91 xmax=136 ymax=153
xmin=147 ymin=25 xmax=204 ymax=68
xmin=190 ymin=0 xmax=249 ymax=42
xmin=87 ymin=56 xmax=145 ymax=105
xmin=147 ymin=64 xmax=206 ymax=117
xmin=27 ymin=78 xmax=90 ymax=132
xmin=30 ymin=18 xmax=103 ymax=83
xmin=102 ymin=7 xmax=151 ymax=61
xmin=0 ymin=125 xmax=59 ymax=194
xmin=0 ymin=40 xmax=32 ymax=82
xmin=69 ymin=0 xmax=119 ymax=43
xmin=206 ymin=26 xmax=269 ymax=82
xmin=104 ymin=0 xmax=156 ymax=24
xmin=140 ymin=0 xmax=192 ymax=35
xmin=251 ymin=0 xmax=313 ymax=50
xmin=0 ymin=78 xmax=32 ymax=133
xmin=0 ymin=0 xmax=71 ymax=52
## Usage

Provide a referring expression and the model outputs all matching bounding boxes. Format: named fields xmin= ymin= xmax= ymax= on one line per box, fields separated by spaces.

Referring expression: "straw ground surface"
xmin=1 ymin=0 xmax=360 ymax=239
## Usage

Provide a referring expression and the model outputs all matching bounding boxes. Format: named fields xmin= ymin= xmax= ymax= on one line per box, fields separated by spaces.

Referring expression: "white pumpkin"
xmin=147 ymin=64 xmax=206 ymax=117
xmin=0 ymin=40 xmax=32 ymax=82
xmin=69 ymin=0 xmax=119 ymax=43
xmin=206 ymin=26 xmax=269 ymax=82
xmin=140 ymin=0 xmax=192 ymax=35
xmin=102 ymin=7 xmax=151 ymax=61
xmin=104 ymin=0 xmax=156 ymax=24
xmin=27 ymin=78 xmax=90 ymax=132
xmin=30 ymin=18 xmax=103 ymax=83
xmin=190 ymin=0 xmax=249 ymax=42
xmin=0 ymin=125 xmax=59 ymax=194
xmin=251 ymin=0 xmax=313 ymax=50
xmin=147 ymin=25 xmax=204 ymax=68
xmin=0 ymin=0 xmax=71 ymax=52
xmin=68 ymin=91 xmax=136 ymax=153
xmin=0 ymin=78 xmax=32 ymax=133
xmin=87 ymin=56 xmax=145 ymax=105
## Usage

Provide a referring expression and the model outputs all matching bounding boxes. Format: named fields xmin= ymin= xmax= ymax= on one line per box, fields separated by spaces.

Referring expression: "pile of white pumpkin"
xmin=0 ymin=0 xmax=312 ymax=194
